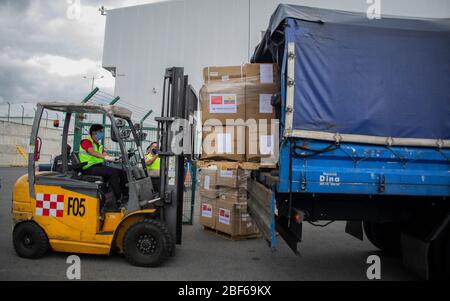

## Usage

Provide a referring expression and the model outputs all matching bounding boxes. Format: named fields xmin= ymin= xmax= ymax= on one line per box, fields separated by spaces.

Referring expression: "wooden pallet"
xmin=202 ymin=226 xmax=261 ymax=241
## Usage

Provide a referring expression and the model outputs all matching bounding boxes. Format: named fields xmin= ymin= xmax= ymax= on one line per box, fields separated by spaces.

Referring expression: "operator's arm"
xmin=145 ymin=154 xmax=158 ymax=165
xmin=87 ymin=147 xmax=106 ymax=159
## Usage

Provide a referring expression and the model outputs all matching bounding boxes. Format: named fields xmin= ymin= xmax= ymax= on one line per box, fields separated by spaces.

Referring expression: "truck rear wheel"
xmin=13 ymin=222 xmax=49 ymax=259
xmin=363 ymin=221 xmax=401 ymax=255
xmin=123 ymin=219 xmax=173 ymax=267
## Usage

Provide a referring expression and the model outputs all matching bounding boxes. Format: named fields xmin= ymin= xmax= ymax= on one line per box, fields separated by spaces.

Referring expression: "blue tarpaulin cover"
xmin=254 ymin=5 xmax=450 ymax=141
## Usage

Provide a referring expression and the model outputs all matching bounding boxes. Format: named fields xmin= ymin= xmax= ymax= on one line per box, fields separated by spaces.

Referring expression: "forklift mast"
xmin=156 ymin=67 xmax=197 ymax=244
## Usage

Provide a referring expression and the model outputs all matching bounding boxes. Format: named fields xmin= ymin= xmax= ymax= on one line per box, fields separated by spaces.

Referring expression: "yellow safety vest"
xmin=79 ymin=136 xmax=104 ymax=170
xmin=145 ymin=153 xmax=160 ymax=171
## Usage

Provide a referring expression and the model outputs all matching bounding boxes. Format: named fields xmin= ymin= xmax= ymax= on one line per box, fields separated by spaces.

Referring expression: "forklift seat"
xmin=70 ymin=152 xmax=103 ymax=183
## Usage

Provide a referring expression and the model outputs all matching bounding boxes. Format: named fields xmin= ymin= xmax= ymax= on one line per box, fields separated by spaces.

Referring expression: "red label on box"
xmin=211 ymin=96 xmax=223 ymax=105
xmin=219 ymin=208 xmax=230 ymax=225
xmin=202 ymin=203 xmax=213 ymax=218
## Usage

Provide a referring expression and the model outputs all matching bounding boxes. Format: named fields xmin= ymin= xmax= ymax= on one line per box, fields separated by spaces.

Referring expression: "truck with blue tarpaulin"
xmin=247 ymin=4 xmax=450 ymax=280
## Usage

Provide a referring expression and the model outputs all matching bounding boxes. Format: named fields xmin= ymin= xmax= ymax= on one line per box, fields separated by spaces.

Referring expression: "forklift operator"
xmin=79 ymin=124 xmax=128 ymax=203
xmin=145 ymin=142 xmax=160 ymax=192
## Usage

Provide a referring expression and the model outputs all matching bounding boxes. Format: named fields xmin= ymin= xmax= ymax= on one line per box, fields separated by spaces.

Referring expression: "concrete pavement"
xmin=0 ymin=167 xmax=417 ymax=281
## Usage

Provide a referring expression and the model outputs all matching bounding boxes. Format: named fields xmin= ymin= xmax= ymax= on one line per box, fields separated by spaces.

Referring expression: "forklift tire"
xmin=123 ymin=219 xmax=173 ymax=267
xmin=363 ymin=221 xmax=401 ymax=255
xmin=13 ymin=222 xmax=49 ymax=259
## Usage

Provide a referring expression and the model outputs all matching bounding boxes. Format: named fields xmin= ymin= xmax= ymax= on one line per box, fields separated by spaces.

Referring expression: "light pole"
xmin=21 ymin=105 xmax=24 ymax=124
xmin=6 ymin=101 xmax=10 ymax=122
xmin=99 ymin=6 xmax=107 ymax=16
xmin=83 ymin=75 xmax=104 ymax=91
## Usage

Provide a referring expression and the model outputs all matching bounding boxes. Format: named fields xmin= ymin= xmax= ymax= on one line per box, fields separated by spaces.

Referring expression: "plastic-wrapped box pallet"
xmin=200 ymin=64 xmax=280 ymax=164
xmin=198 ymin=161 xmax=259 ymax=237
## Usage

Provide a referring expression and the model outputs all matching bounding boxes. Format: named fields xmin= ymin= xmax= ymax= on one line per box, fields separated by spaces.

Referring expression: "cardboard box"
xmin=199 ymin=168 xmax=219 ymax=199
xmin=216 ymin=161 xmax=239 ymax=187
xmin=200 ymin=83 xmax=246 ymax=124
xmin=216 ymin=200 xmax=259 ymax=237
xmin=203 ymin=66 xmax=244 ymax=83
xmin=215 ymin=161 xmax=249 ymax=188
xmin=203 ymin=66 xmax=245 ymax=84
xmin=246 ymin=121 xmax=277 ymax=162
xmin=197 ymin=161 xmax=249 ymax=188
xmin=245 ymin=83 xmax=277 ymax=121
xmin=219 ymin=187 xmax=247 ymax=203
xmin=199 ymin=197 xmax=217 ymax=229
xmin=245 ymin=63 xmax=278 ymax=121
xmin=244 ymin=63 xmax=278 ymax=85
xmin=201 ymin=125 xmax=246 ymax=162
xmin=200 ymin=187 xmax=219 ymax=199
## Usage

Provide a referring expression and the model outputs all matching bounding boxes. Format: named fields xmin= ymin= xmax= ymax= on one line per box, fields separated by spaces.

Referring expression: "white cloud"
xmin=27 ymin=55 xmax=98 ymax=77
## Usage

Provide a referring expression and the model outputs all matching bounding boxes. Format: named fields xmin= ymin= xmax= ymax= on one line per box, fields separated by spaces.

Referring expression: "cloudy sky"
xmin=0 ymin=0 xmax=164 ymax=109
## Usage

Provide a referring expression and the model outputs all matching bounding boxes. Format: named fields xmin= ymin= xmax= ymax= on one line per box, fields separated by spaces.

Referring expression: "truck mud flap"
xmin=402 ymin=213 xmax=450 ymax=280
xmin=401 ymin=233 xmax=430 ymax=280
xmin=345 ymin=221 xmax=364 ymax=241
xmin=247 ymin=177 xmax=277 ymax=251
xmin=276 ymin=215 xmax=300 ymax=254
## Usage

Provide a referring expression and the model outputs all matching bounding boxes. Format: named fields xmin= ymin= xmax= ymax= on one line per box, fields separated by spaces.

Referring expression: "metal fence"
xmin=0 ymin=102 xmax=63 ymax=127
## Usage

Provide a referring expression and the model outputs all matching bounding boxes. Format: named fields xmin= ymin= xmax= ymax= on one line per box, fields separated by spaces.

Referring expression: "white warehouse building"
xmin=102 ymin=0 xmax=450 ymax=121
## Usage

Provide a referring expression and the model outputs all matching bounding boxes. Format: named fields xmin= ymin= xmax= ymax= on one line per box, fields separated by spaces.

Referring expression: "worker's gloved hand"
xmin=104 ymin=155 xmax=119 ymax=162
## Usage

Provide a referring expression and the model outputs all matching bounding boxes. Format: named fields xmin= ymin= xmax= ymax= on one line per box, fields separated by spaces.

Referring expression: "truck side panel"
xmin=278 ymin=140 xmax=450 ymax=197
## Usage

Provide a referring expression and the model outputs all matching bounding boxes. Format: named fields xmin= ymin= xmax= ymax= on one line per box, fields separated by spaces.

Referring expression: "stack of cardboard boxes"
xmin=198 ymin=64 xmax=279 ymax=238
xmin=200 ymin=63 xmax=278 ymax=164
xmin=198 ymin=161 xmax=259 ymax=237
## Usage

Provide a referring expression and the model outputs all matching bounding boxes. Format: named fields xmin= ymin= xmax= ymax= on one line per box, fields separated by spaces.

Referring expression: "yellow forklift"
xmin=11 ymin=67 xmax=197 ymax=267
